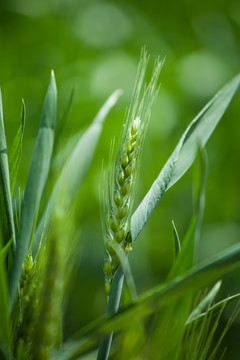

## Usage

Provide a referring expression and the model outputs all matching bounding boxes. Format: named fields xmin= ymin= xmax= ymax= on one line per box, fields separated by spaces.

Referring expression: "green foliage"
xmin=0 ymin=52 xmax=240 ymax=360
xmin=9 ymin=100 xmax=25 ymax=198
xmin=0 ymin=89 xmax=16 ymax=249
xmin=8 ymin=71 xmax=57 ymax=308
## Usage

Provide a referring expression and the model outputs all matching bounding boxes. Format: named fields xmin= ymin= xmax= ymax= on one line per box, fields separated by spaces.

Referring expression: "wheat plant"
xmin=0 ymin=50 xmax=240 ymax=360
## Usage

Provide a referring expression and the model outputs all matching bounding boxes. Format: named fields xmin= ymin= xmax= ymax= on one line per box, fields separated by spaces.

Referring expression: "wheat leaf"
xmin=9 ymin=99 xmax=26 ymax=196
xmin=8 ymin=71 xmax=57 ymax=308
xmin=0 ymin=89 xmax=16 ymax=248
xmin=33 ymin=90 xmax=122 ymax=256
xmin=131 ymin=74 xmax=240 ymax=243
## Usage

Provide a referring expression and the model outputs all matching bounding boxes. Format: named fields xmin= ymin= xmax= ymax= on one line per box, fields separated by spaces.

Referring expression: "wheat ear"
xmin=103 ymin=48 xmax=164 ymax=295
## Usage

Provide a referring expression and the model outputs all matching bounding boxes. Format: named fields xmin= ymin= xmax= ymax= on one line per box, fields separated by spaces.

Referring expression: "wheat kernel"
xmin=116 ymin=205 xmax=128 ymax=220
xmin=110 ymin=218 xmax=120 ymax=232
xmin=114 ymin=191 xmax=124 ymax=207
xmin=121 ymin=155 xmax=129 ymax=168
xmin=104 ymin=261 xmax=113 ymax=277
xmin=124 ymin=163 xmax=132 ymax=178
xmin=126 ymin=143 xmax=132 ymax=154
xmin=131 ymin=117 xmax=140 ymax=135
xmin=120 ymin=181 xmax=130 ymax=196
xmin=118 ymin=170 xmax=125 ymax=185
xmin=112 ymin=255 xmax=120 ymax=269
xmin=114 ymin=229 xmax=125 ymax=243
xmin=106 ymin=241 xmax=116 ymax=257
xmin=105 ymin=280 xmax=111 ymax=296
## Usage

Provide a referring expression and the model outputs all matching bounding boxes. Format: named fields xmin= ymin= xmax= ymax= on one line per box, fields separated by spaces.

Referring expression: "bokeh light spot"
xmin=177 ymin=51 xmax=232 ymax=98
xmin=73 ymin=3 xmax=133 ymax=48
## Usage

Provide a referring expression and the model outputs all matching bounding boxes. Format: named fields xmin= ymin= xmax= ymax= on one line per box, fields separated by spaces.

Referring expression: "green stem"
xmin=97 ymin=268 xmax=124 ymax=360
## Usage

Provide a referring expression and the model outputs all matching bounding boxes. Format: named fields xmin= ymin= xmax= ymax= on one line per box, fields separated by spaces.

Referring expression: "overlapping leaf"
xmin=8 ymin=71 xmax=57 ymax=308
xmin=0 ymin=89 xmax=16 ymax=248
xmin=33 ymin=90 xmax=122 ymax=256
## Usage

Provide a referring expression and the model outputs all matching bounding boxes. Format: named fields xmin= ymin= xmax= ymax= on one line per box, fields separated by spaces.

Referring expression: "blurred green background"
xmin=1 ymin=0 xmax=240 ymax=358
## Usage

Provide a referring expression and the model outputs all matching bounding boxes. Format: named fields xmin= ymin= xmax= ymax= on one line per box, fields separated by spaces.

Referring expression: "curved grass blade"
xmin=0 ymin=89 xmax=16 ymax=248
xmin=131 ymin=74 xmax=240 ymax=243
xmin=172 ymin=220 xmax=181 ymax=261
xmin=51 ymin=242 xmax=240 ymax=360
xmin=149 ymin=217 xmax=197 ymax=360
xmin=9 ymin=100 xmax=26 ymax=197
xmin=186 ymin=291 xmax=240 ymax=326
xmin=33 ymin=89 xmax=122 ymax=257
xmin=8 ymin=71 xmax=57 ymax=308
xmin=186 ymin=281 xmax=222 ymax=324
xmin=148 ymin=147 xmax=207 ymax=359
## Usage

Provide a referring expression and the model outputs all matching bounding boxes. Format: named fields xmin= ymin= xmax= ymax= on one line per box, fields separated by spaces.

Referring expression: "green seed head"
xmin=102 ymin=49 xmax=163 ymax=296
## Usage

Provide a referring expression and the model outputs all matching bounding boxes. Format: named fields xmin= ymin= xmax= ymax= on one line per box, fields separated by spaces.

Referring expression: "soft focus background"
xmin=1 ymin=0 xmax=240 ymax=358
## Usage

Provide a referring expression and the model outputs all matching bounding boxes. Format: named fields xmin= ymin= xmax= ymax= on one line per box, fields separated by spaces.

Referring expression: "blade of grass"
xmin=8 ymin=100 xmax=26 ymax=197
xmin=33 ymin=89 xmax=122 ymax=256
xmin=186 ymin=281 xmax=222 ymax=324
xmin=8 ymin=71 xmax=57 ymax=308
xmin=149 ymin=147 xmax=207 ymax=359
xmin=0 ymin=89 xmax=16 ymax=248
xmin=149 ymin=217 xmax=197 ymax=360
xmin=186 ymin=292 xmax=240 ymax=326
xmin=131 ymin=74 xmax=240 ymax=243
xmin=172 ymin=220 xmax=181 ymax=261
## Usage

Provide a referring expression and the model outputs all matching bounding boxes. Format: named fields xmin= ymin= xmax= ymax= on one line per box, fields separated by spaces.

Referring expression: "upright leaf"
xmin=8 ymin=71 xmax=57 ymax=308
xmin=0 ymin=89 xmax=16 ymax=248
xmin=33 ymin=89 xmax=122 ymax=256
xmin=131 ymin=74 xmax=240 ymax=243
xmin=172 ymin=220 xmax=181 ymax=261
xmin=9 ymin=99 xmax=26 ymax=196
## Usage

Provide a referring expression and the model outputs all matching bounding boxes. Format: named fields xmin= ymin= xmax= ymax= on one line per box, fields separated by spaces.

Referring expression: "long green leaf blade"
xmin=131 ymin=74 xmax=240 ymax=243
xmin=33 ymin=89 xmax=122 ymax=256
xmin=8 ymin=71 xmax=57 ymax=308
xmin=9 ymin=99 xmax=26 ymax=196
xmin=0 ymin=89 xmax=16 ymax=248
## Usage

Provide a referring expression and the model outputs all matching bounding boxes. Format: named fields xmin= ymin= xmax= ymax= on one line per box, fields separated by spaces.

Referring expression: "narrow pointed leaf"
xmin=186 ymin=281 xmax=222 ymax=324
xmin=33 ymin=90 xmax=122 ymax=256
xmin=131 ymin=74 xmax=240 ymax=243
xmin=8 ymin=71 xmax=57 ymax=308
xmin=172 ymin=220 xmax=181 ymax=261
xmin=0 ymin=89 xmax=16 ymax=248
xmin=187 ymin=292 xmax=240 ymax=326
xmin=9 ymin=99 xmax=26 ymax=196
